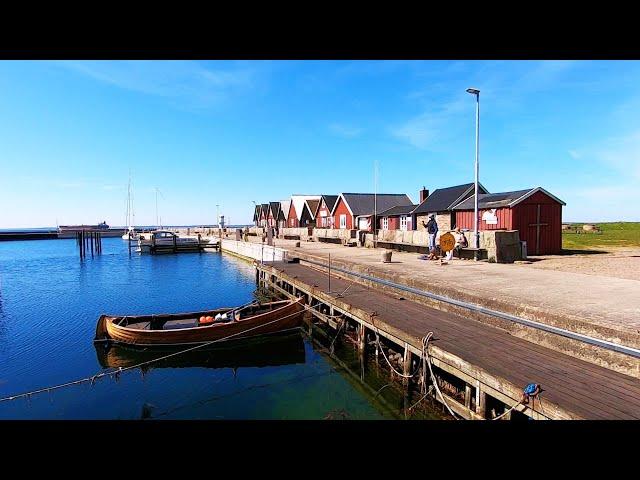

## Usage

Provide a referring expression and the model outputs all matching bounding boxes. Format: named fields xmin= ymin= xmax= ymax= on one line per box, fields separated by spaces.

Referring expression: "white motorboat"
xmin=122 ymin=227 xmax=140 ymax=241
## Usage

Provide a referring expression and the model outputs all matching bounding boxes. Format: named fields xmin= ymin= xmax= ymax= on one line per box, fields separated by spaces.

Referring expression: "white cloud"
xmin=568 ymin=150 xmax=581 ymax=159
xmin=392 ymin=61 xmax=583 ymax=150
xmin=56 ymin=60 xmax=258 ymax=109
xmin=562 ymin=184 xmax=639 ymax=222
xmin=391 ymin=94 xmax=469 ymax=150
xmin=328 ymin=123 xmax=363 ymax=138
xmin=594 ymin=130 xmax=640 ymax=181
xmin=102 ymin=184 xmax=124 ymax=191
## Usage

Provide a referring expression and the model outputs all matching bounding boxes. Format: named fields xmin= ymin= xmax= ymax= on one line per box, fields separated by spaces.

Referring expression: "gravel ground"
xmin=527 ymin=247 xmax=640 ymax=281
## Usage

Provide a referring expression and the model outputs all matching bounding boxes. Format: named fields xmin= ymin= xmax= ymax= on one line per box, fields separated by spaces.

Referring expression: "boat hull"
xmin=95 ymin=299 xmax=306 ymax=347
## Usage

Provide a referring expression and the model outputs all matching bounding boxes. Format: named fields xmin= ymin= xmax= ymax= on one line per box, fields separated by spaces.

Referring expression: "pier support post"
xmin=476 ymin=387 xmax=487 ymax=419
xmin=465 ymin=384 xmax=472 ymax=410
xmin=403 ymin=342 xmax=412 ymax=387
xmin=357 ymin=324 xmax=366 ymax=352
xmin=500 ymin=407 xmax=512 ymax=420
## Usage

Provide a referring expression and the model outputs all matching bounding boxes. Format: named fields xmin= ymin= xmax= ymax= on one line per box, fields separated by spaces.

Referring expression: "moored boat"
xmin=94 ymin=298 xmax=306 ymax=347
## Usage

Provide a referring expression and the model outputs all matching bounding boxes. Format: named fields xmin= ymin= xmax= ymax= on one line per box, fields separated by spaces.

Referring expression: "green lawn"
xmin=562 ymin=222 xmax=640 ymax=250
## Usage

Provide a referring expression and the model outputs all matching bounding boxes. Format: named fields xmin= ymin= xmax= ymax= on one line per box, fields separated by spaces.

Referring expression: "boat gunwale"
xmin=104 ymin=299 xmax=302 ymax=335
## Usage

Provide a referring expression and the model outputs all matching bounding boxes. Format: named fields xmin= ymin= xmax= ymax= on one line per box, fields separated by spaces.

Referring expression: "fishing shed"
xmin=315 ymin=195 xmax=338 ymax=228
xmin=331 ymin=193 xmax=413 ymax=231
xmin=452 ymin=187 xmax=565 ymax=255
xmin=411 ymin=183 xmax=489 ymax=232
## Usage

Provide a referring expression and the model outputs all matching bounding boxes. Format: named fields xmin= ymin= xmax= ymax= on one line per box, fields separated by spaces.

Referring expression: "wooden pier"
xmin=256 ymin=259 xmax=640 ymax=420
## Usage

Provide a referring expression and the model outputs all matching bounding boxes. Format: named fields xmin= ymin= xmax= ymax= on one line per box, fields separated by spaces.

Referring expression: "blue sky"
xmin=0 ymin=60 xmax=638 ymax=228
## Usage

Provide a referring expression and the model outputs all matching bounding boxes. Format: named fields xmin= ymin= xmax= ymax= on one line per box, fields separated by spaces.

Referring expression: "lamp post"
xmin=466 ymin=87 xmax=480 ymax=250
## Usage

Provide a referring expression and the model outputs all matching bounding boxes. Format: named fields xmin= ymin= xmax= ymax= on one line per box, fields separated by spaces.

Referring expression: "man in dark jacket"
xmin=421 ymin=215 xmax=439 ymax=259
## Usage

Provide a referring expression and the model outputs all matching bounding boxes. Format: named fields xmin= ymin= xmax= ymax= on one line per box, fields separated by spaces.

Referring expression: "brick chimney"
xmin=419 ymin=186 xmax=429 ymax=203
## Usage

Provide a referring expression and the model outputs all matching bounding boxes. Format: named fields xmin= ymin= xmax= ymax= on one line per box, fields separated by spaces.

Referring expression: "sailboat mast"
xmin=155 ymin=188 xmax=159 ymax=230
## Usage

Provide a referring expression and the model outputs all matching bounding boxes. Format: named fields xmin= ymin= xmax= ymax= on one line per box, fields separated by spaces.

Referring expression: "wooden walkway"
xmin=263 ymin=261 xmax=640 ymax=420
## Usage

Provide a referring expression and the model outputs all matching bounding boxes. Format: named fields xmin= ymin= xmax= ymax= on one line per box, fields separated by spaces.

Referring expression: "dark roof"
xmin=260 ymin=203 xmax=269 ymax=216
xmin=412 ymin=182 xmax=488 ymax=214
xmin=452 ymin=187 xmax=566 ymax=210
xmin=269 ymin=202 xmax=280 ymax=217
xmin=253 ymin=205 xmax=261 ymax=221
xmin=305 ymin=199 xmax=320 ymax=219
xmin=320 ymin=195 xmax=338 ymax=212
xmin=378 ymin=204 xmax=418 ymax=217
xmin=453 ymin=189 xmax=534 ymax=210
xmin=339 ymin=193 xmax=413 ymax=216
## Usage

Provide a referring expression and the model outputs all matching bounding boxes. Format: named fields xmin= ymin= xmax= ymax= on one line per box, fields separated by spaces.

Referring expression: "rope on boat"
xmin=0 ymin=303 xmax=306 ymax=404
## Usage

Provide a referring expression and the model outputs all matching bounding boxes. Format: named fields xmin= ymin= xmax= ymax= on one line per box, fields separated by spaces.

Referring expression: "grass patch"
xmin=562 ymin=222 xmax=640 ymax=250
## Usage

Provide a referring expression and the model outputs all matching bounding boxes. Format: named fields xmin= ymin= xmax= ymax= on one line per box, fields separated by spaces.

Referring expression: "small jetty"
xmin=254 ymin=257 xmax=640 ymax=420
xmin=136 ymin=230 xmax=219 ymax=254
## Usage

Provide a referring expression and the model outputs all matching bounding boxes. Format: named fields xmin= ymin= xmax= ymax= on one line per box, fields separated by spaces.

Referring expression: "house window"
xmin=382 ymin=217 xmax=389 ymax=230
xmin=339 ymin=214 xmax=346 ymax=229
xmin=400 ymin=215 xmax=408 ymax=231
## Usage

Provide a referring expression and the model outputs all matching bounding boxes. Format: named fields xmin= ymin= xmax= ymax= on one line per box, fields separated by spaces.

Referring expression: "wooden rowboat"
xmin=94 ymin=298 xmax=305 ymax=347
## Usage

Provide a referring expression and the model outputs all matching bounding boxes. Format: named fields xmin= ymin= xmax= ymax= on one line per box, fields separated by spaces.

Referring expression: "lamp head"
xmin=466 ymin=88 xmax=480 ymax=95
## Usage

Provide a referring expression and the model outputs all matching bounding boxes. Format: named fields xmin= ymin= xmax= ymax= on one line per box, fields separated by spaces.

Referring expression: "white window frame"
xmin=339 ymin=214 xmax=347 ymax=229
xmin=400 ymin=215 xmax=408 ymax=231
xmin=382 ymin=217 xmax=389 ymax=230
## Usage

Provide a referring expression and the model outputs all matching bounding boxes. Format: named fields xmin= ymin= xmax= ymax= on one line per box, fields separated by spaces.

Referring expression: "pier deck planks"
xmin=266 ymin=261 xmax=640 ymax=420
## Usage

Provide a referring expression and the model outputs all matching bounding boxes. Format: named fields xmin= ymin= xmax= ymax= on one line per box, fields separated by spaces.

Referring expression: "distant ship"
xmin=57 ymin=221 xmax=125 ymax=238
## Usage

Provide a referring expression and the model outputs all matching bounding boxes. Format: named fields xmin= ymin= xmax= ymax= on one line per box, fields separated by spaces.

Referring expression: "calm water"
xmin=0 ymin=238 xmax=438 ymax=419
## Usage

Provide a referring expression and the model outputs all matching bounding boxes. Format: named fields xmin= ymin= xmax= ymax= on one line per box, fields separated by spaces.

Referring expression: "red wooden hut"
xmin=331 ymin=193 xmax=413 ymax=231
xmin=452 ymin=187 xmax=565 ymax=255
xmin=315 ymin=195 xmax=338 ymax=228
xmin=286 ymin=201 xmax=298 ymax=228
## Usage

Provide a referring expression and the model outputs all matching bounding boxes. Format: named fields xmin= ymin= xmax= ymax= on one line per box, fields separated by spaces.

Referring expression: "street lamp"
xmin=466 ymin=87 xmax=480 ymax=250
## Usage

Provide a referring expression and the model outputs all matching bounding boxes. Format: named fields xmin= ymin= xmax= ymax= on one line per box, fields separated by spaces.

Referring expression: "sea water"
xmin=0 ymin=238 xmax=441 ymax=419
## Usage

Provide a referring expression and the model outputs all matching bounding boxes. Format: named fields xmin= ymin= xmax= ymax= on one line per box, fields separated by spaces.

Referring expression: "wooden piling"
xmin=403 ymin=342 xmax=412 ymax=386
xmin=465 ymin=384 xmax=472 ymax=409
xmin=476 ymin=388 xmax=487 ymax=419
xmin=358 ymin=324 xmax=366 ymax=352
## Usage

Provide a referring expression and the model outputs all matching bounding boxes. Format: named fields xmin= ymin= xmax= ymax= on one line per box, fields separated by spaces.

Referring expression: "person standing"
xmin=423 ymin=215 xmax=438 ymax=259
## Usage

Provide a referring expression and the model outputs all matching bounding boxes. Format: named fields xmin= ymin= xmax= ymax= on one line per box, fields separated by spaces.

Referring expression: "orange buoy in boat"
xmin=200 ymin=315 xmax=214 ymax=325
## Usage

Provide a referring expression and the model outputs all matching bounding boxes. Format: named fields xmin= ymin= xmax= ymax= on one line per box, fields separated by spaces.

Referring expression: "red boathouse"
xmin=452 ymin=187 xmax=565 ymax=255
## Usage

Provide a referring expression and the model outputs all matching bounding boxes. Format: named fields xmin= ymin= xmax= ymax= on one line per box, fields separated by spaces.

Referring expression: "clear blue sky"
xmin=1 ymin=60 xmax=638 ymax=228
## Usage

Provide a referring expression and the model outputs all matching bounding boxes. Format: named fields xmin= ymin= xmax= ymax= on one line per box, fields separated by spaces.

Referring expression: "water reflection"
xmin=94 ymin=332 xmax=306 ymax=371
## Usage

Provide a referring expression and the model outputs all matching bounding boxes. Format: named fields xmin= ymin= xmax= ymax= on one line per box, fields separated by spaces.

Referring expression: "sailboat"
xmin=122 ymin=174 xmax=139 ymax=240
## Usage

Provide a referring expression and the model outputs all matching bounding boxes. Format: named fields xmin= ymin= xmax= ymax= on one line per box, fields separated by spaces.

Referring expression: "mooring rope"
xmin=0 ymin=303 xmax=306 ymax=404
xmin=420 ymin=332 xmax=460 ymax=419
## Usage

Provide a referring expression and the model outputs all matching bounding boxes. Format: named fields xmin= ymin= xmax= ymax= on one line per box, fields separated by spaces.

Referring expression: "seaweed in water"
xmin=323 ymin=408 xmax=350 ymax=420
